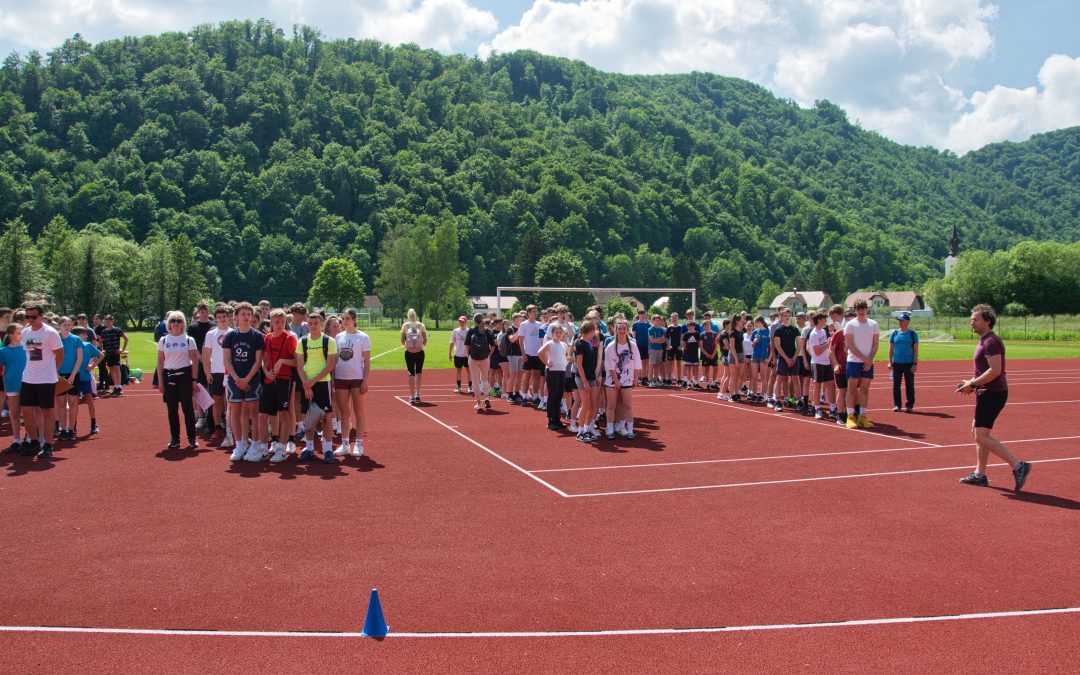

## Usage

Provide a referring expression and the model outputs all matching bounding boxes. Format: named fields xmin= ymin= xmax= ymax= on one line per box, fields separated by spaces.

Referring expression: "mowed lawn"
xmin=124 ymin=328 xmax=1080 ymax=374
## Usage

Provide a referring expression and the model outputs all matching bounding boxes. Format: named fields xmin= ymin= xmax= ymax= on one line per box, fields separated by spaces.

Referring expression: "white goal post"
xmin=496 ymin=286 xmax=697 ymax=316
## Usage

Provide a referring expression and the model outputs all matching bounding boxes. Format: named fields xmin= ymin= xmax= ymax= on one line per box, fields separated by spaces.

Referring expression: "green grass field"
xmin=124 ymin=329 xmax=1080 ymax=374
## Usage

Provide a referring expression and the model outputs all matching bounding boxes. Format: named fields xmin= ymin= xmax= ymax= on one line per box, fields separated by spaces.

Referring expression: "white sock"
xmin=305 ymin=440 xmax=314 ymax=451
xmin=323 ymin=440 xmax=332 ymax=453
xmin=606 ymin=423 xmax=614 ymax=434
xmin=847 ymin=407 xmax=855 ymax=415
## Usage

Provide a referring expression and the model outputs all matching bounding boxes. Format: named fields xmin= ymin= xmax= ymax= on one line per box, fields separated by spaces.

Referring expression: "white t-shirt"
xmin=450 ymin=327 xmax=469 ymax=358
xmin=22 ymin=324 xmax=63 ymax=384
xmin=518 ymin=319 xmax=542 ymax=356
xmin=742 ymin=330 xmax=753 ymax=356
xmin=604 ymin=340 xmax=643 ymax=387
xmin=159 ymin=334 xmax=196 ymax=370
xmin=335 ymin=330 xmax=372 ymax=380
xmin=844 ymin=318 xmax=880 ymax=364
xmin=809 ymin=327 xmax=831 ymax=366
xmin=544 ymin=341 xmax=568 ymax=370
xmin=204 ymin=327 xmax=228 ymax=374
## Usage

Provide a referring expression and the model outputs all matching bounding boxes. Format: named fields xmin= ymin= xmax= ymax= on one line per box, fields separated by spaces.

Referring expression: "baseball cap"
xmin=795 ymin=311 xmax=807 ymax=319
xmin=457 ymin=316 xmax=467 ymax=321
xmin=898 ymin=312 xmax=911 ymax=321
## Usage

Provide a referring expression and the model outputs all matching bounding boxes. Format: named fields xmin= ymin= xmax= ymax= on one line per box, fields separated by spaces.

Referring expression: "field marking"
xmin=370 ymin=346 xmax=403 ymax=361
xmin=529 ymin=435 xmax=1080 ymax=474
xmin=672 ymin=395 xmax=942 ymax=447
xmin=2 ymin=606 xmax=1078 ymax=639
xmin=868 ymin=399 xmax=1080 ymax=413
xmin=395 ymin=396 xmax=568 ymax=497
xmin=562 ymin=456 xmax=1080 ymax=498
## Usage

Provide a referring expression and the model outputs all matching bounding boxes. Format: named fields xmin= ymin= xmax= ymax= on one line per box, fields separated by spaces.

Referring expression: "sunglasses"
xmin=169 ymin=319 xmax=183 ymax=324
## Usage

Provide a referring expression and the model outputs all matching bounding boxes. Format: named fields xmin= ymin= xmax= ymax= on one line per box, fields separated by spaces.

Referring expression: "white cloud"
xmin=0 ymin=0 xmax=497 ymax=57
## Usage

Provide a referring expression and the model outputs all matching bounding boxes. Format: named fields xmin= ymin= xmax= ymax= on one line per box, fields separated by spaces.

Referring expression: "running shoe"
xmin=333 ymin=445 xmax=350 ymax=457
xmin=893 ymin=406 xmax=901 ymax=412
xmin=814 ymin=409 xmax=824 ymax=419
xmin=37 ymin=443 xmax=54 ymax=458
xmin=195 ymin=417 xmax=206 ymax=430
xmin=1013 ymin=462 xmax=1032 ymax=492
xmin=906 ymin=405 xmax=914 ymax=413
xmin=243 ymin=445 xmax=264 ymax=462
xmin=269 ymin=444 xmax=288 ymax=463
xmin=959 ymin=472 xmax=988 ymax=487
xmin=168 ymin=438 xmax=181 ymax=449
xmin=605 ymin=427 xmax=615 ymax=440
xmin=857 ymin=414 xmax=874 ymax=429
xmin=90 ymin=423 xmax=100 ymax=435
xmin=625 ymin=430 xmax=635 ymax=440
xmin=576 ymin=432 xmax=592 ymax=443
xmin=323 ymin=449 xmax=334 ymax=464
xmin=351 ymin=440 xmax=364 ymax=458
xmin=836 ymin=413 xmax=847 ymax=426
xmin=454 ymin=385 xmax=461 ymax=393
xmin=230 ymin=444 xmax=247 ymax=462
xmin=846 ymin=415 xmax=859 ymax=429
xmin=20 ymin=441 xmax=39 ymax=457
xmin=187 ymin=440 xmax=199 ymax=450
xmin=4 ymin=442 xmax=20 ymax=454
xmin=221 ymin=434 xmax=235 ymax=449
xmin=773 ymin=403 xmax=783 ymax=412
xmin=298 ymin=448 xmax=314 ymax=462
xmin=484 ymin=399 xmax=491 ymax=409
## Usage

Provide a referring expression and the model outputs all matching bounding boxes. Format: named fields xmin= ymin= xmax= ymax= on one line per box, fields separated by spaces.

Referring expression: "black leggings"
xmin=545 ymin=370 xmax=565 ymax=425
xmin=163 ymin=369 xmax=196 ymax=442
xmin=405 ymin=350 xmax=425 ymax=376
xmin=892 ymin=363 xmax=915 ymax=408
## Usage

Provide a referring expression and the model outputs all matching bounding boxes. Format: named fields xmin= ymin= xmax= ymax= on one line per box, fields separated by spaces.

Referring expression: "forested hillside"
xmin=0 ymin=20 xmax=1077 ymax=318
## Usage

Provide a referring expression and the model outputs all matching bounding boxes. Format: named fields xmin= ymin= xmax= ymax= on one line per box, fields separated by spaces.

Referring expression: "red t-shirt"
xmin=829 ymin=330 xmax=847 ymax=370
xmin=263 ymin=331 xmax=297 ymax=383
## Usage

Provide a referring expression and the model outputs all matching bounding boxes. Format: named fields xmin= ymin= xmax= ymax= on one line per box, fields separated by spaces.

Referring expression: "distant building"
xmin=363 ymin=295 xmax=383 ymax=314
xmin=592 ymin=291 xmax=646 ymax=311
xmin=470 ymin=295 xmax=517 ymax=317
xmin=769 ymin=290 xmax=834 ymax=313
xmin=945 ymin=223 xmax=961 ymax=276
xmin=844 ymin=291 xmax=926 ymax=315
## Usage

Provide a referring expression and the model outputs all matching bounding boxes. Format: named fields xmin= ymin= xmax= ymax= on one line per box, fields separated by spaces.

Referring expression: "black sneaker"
xmin=484 ymin=399 xmax=491 ymax=409
xmin=168 ymin=439 xmax=181 ymax=449
xmin=37 ymin=443 xmax=54 ymax=458
xmin=90 ymin=424 xmax=100 ymax=434
xmin=20 ymin=441 xmax=39 ymax=457
xmin=187 ymin=440 xmax=199 ymax=450
xmin=547 ymin=422 xmax=564 ymax=431
xmin=906 ymin=405 xmax=914 ymax=413
xmin=1013 ymin=462 xmax=1032 ymax=492
xmin=5 ymin=442 xmax=21 ymax=454
xmin=959 ymin=472 xmax=989 ymax=487
xmin=113 ymin=388 xmax=123 ymax=397
xmin=893 ymin=406 xmax=901 ymax=412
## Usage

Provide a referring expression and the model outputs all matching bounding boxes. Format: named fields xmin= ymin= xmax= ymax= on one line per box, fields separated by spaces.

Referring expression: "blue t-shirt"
xmin=890 ymin=329 xmax=919 ymax=364
xmin=631 ymin=321 xmax=651 ymax=351
xmin=752 ymin=328 xmax=771 ymax=360
xmin=0 ymin=344 xmax=27 ymax=394
xmin=59 ymin=334 xmax=84 ymax=374
xmin=222 ymin=328 xmax=262 ymax=379
xmin=647 ymin=325 xmax=666 ymax=350
xmin=79 ymin=341 xmax=101 ymax=381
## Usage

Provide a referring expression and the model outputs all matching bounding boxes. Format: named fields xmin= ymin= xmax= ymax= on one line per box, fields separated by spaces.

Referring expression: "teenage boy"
xmin=888 ymin=312 xmax=919 ymax=412
xmin=188 ymin=301 xmax=214 ymax=431
xmin=294 ymin=313 xmax=338 ymax=464
xmin=771 ymin=309 xmax=802 ymax=413
xmin=255 ymin=309 xmax=297 ymax=462
xmin=516 ymin=305 xmax=543 ymax=405
xmin=829 ymin=308 xmax=854 ymax=426
xmin=957 ymin=304 xmax=1031 ymax=490
xmin=99 ymin=315 xmax=128 ymax=396
xmin=681 ymin=320 xmax=701 ymax=389
xmin=766 ymin=312 xmax=781 ymax=406
xmin=202 ymin=305 xmax=232 ymax=445
xmin=257 ymin=300 xmax=271 ymax=323
xmin=287 ymin=303 xmax=309 ymax=339
xmin=56 ymin=317 xmax=84 ymax=441
xmin=647 ymin=314 xmax=666 ymax=386
xmin=808 ymin=312 xmax=836 ymax=419
xmin=71 ymin=327 xmax=102 ymax=435
xmin=631 ymin=310 xmax=651 ymax=386
xmin=18 ymin=304 xmax=64 ymax=458
xmin=449 ymin=315 xmax=470 ymax=393
xmin=795 ymin=312 xmax=812 ymax=412
xmin=503 ymin=312 xmax=523 ymax=402
xmin=843 ymin=299 xmax=879 ymax=429
xmin=665 ymin=313 xmax=683 ymax=386
xmin=223 ymin=303 xmax=263 ymax=462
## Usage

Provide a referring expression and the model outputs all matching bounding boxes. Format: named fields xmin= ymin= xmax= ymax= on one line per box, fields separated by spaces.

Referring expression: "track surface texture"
xmin=2 ymin=359 xmax=1078 ymax=672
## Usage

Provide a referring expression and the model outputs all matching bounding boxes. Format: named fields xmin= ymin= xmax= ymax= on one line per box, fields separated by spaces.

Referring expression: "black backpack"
xmin=302 ymin=335 xmax=329 ymax=360
xmin=469 ymin=329 xmax=490 ymax=360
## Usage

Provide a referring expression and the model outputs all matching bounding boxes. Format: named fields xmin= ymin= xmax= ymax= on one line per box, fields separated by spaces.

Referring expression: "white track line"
xmin=529 ymin=435 xmax=1080 ymax=474
xmin=370 ymin=346 xmax=403 ymax=361
xmin=563 ymin=456 xmax=1080 ymax=498
xmin=2 ymin=606 xmax=1078 ymax=638
xmin=395 ymin=396 xmax=568 ymax=497
xmin=672 ymin=395 xmax=942 ymax=447
xmin=868 ymin=399 xmax=1080 ymax=413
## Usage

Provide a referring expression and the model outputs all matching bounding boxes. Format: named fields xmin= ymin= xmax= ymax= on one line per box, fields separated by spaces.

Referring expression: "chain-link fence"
xmin=874 ymin=314 xmax=1080 ymax=342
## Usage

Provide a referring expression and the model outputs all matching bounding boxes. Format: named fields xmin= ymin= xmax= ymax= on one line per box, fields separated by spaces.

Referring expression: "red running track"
xmin=1 ymin=359 xmax=1078 ymax=671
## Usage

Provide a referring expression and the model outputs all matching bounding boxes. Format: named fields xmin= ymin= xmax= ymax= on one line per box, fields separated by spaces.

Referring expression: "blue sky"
xmin=0 ymin=0 xmax=1077 ymax=153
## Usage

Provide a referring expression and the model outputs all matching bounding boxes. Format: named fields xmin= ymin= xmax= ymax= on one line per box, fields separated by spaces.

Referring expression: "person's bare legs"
xmin=974 ymin=426 xmax=1019 ymax=474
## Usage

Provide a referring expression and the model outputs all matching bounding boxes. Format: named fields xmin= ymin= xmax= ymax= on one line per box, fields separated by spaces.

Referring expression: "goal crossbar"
xmin=496 ymin=287 xmax=697 ymax=314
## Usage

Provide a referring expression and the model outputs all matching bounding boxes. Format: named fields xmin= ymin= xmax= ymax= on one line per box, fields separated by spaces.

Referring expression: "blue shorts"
xmin=846 ymin=362 xmax=875 ymax=380
xmin=776 ymin=357 xmax=798 ymax=376
xmin=227 ymin=377 xmax=262 ymax=403
xmin=76 ymin=377 xmax=93 ymax=396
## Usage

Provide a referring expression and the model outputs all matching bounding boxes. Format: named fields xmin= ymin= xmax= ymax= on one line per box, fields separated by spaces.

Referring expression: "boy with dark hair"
xmin=223 ymin=303 xmax=263 ymax=461
xmin=19 ymin=304 xmax=64 ymax=458
xmin=254 ymin=309 xmax=297 ymax=461
xmin=665 ymin=312 xmax=682 ymax=386
xmin=99 ymin=315 xmax=128 ymax=396
xmin=203 ymin=304 xmax=232 ymax=445
xmin=631 ymin=309 xmax=651 ymax=385
xmin=188 ymin=301 xmax=214 ymax=432
xmin=771 ymin=309 xmax=802 ymax=413
xmin=844 ymin=299 xmax=880 ymax=429
xmin=808 ymin=312 xmax=836 ymax=419
xmin=647 ymin=314 xmax=666 ymax=386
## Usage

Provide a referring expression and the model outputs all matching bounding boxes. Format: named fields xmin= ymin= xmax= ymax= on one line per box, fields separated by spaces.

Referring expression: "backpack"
xmin=497 ymin=330 xmax=511 ymax=357
xmin=469 ymin=329 xmax=490 ymax=361
xmin=404 ymin=323 xmax=424 ymax=351
xmin=302 ymin=334 xmax=329 ymax=360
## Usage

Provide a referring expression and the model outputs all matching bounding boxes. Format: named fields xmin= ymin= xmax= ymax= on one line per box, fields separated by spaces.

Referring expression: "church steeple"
xmin=949 ymin=224 xmax=960 ymax=258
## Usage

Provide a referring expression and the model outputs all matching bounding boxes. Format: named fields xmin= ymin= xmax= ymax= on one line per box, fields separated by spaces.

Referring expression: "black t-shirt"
xmin=775 ymin=324 xmax=800 ymax=359
xmin=188 ymin=320 xmax=213 ymax=352
xmin=731 ymin=328 xmax=745 ymax=354
xmin=681 ymin=332 xmax=700 ymax=361
xmin=718 ymin=330 xmax=730 ymax=357
xmin=666 ymin=325 xmax=682 ymax=350
xmin=574 ymin=339 xmax=598 ymax=380
xmin=700 ymin=331 xmax=717 ymax=358
xmin=505 ymin=326 xmax=522 ymax=356
xmin=100 ymin=326 xmax=125 ymax=354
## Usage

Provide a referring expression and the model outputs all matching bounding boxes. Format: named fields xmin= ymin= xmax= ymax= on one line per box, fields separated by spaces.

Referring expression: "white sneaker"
xmin=333 ymin=419 xmax=341 ymax=435
xmin=1 ymin=409 xmax=8 ymax=419
xmin=351 ymin=440 xmax=364 ymax=458
xmin=221 ymin=434 xmax=235 ymax=449
xmin=229 ymin=442 xmax=246 ymax=462
xmin=333 ymin=444 xmax=350 ymax=457
xmin=286 ymin=441 xmax=296 ymax=456
xmin=243 ymin=444 xmax=264 ymax=462
xmin=568 ymin=422 xmax=579 ymax=433
xmin=195 ymin=417 xmax=206 ymax=430
xmin=269 ymin=444 xmax=288 ymax=463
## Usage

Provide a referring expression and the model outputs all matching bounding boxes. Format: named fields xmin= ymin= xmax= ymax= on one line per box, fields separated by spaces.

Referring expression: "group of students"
xmin=0 ymin=306 xmax=130 ymax=458
xmin=156 ymin=300 xmax=372 ymax=465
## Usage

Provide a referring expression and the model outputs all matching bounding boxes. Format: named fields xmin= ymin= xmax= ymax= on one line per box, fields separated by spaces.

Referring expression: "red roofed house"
xmin=769 ymin=290 xmax=834 ymax=313
xmin=844 ymin=291 xmax=925 ymax=315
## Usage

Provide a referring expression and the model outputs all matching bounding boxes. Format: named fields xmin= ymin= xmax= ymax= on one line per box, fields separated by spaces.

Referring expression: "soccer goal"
xmin=495 ymin=286 xmax=697 ymax=316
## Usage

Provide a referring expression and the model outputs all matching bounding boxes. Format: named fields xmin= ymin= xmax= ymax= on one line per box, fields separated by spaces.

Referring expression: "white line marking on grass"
xmin=672 ymin=395 xmax=943 ymax=447
xmin=395 ymin=396 xmax=568 ymax=497
xmin=370 ymin=346 xmax=403 ymax=360
xmin=562 ymin=456 xmax=1080 ymax=497
xmin=530 ymin=435 xmax=1080 ymax=474
xmin=2 ymin=606 xmax=1078 ymax=638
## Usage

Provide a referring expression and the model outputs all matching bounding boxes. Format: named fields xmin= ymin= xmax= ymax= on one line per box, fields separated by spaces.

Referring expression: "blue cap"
xmin=898 ymin=312 xmax=911 ymax=321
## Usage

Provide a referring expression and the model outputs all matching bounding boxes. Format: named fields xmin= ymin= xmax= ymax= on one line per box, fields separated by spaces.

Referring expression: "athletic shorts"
xmin=575 ymin=376 xmax=599 ymax=390
xmin=648 ymin=350 xmax=664 ymax=366
xmin=812 ymin=364 xmax=834 ymax=383
xmin=702 ymin=356 xmax=718 ymax=367
xmin=846 ymin=362 xmax=875 ymax=380
xmin=721 ymin=354 xmax=733 ymax=366
xmin=834 ymin=373 xmax=848 ymax=389
xmin=732 ymin=352 xmax=745 ymax=365
xmin=683 ymin=357 xmax=700 ymax=366
xmin=508 ymin=355 xmax=523 ymax=373
xmin=752 ymin=356 xmax=767 ymax=364
xmin=226 ymin=377 xmax=260 ymax=403
xmin=637 ymin=345 xmax=649 ymax=361
xmin=76 ymin=377 xmax=93 ymax=396
xmin=258 ymin=379 xmax=293 ymax=415
xmin=405 ymin=350 xmax=425 ymax=376
xmin=453 ymin=356 xmax=469 ymax=370
xmin=335 ymin=378 xmax=364 ymax=390
xmin=776 ymin=357 xmax=798 ymax=376
xmin=524 ymin=355 xmax=543 ymax=371
xmin=799 ymin=359 xmax=812 ymax=378
xmin=58 ymin=373 xmax=79 ymax=396
xmin=20 ymin=382 xmax=55 ymax=409
xmin=564 ymin=373 xmax=576 ymax=392
xmin=104 ymin=353 xmax=121 ymax=368
xmin=301 ymin=381 xmax=332 ymax=415
xmin=974 ymin=389 xmax=1008 ymax=429
xmin=666 ymin=348 xmax=682 ymax=362
xmin=210 ymin=372 xmax=226 ymax=397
